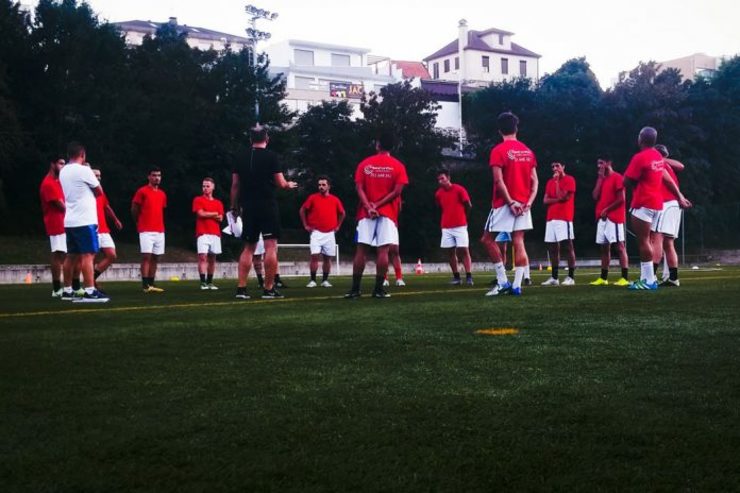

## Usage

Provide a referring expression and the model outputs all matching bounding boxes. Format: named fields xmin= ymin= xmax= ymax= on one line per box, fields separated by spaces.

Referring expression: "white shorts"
xmin=197 ymin=234 xmax=222 ymax=255
xmin=440 ymin=226 xmax=470 ymax=248
xmin=139 ymin=232 xmax=165 ymax=255
xmin=49 ymin=234 xmax=67 ymax=253
xmin=544 ymin=220 xmax=575 ymax=243
xmin=356 ymin=217 xmax=399 ymax=247
xmin=651 ymin=200 xmax=681 ymax=238
xmin=631 ymin=206 xmax=661 ymax=225
xmin=310 ymin=230 xmax=337 ymax=256
xmin=98 ymin=233 xmax=116 ymax=249
xmin=484 ymin=206 xmax=533 ymax=233
xmin=254 ymin=234 xmax=265 ymax=255
xmin=595 ymin=219 xmax=625 ymax=244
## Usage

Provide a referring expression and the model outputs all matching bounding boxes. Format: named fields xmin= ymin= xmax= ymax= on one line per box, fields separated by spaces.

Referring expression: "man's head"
xmin=202 ymin=177 xmax=215 ymax=196
xmin=638 ymin=126 xmax=658 ymax=149
xmin=250 ymin=125 xmax=269 ymax=146
xmin=655 ymin=144 xmax=669 ymax=158
xmin=551 ymin=162 xmax=565 ymax=177
xmin=436 ymin=168 xmax=452 ymax=189
xmin=597 ymin=155 xmax=613 ymax=174
xmin=49 ymin=155 xmax=65 ymax=176
xmin=497 ymin=112 xmax=519 ymax=137
xmin=66 ymin=141 xmax=86 ymax=163
xmin=92 ymin=168 xmax=101 ymax=181
xmin=375 ymin=131 xmax=395 ymax=153
xmin=148 ymin=166 xmax=162 ymax=187
xmin=317 ymin=175 xmax=331 ymax=195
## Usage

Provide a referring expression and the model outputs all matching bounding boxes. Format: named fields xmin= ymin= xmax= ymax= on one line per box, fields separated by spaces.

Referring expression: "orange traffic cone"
xmin=415 ymin=259 xmax=424 ymax=275
xmin=24 ymin=272 xmax=32 ymax=284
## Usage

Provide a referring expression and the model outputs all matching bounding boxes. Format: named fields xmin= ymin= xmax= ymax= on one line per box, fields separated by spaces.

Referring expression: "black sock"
xmin=147 ymin=277 xmax=155 ymax=287
xmin=466 ymin=272 xmax=472 ymax=279
xmin=207 ymin=274 xmax=213 ymax=284
xmin=72 ymin=278 xmax=81 ymax=291
xmin=200 ymin=273 xmax=206 ymax=283
xmin=310 ymin=271 xmax=317 ymax=281
xmin=552 ymin=265 xmax=559 ymax=279
xmin=568 ymin=267 xmax=575 ymax=279
xmin=621 ymin=268 xmax=629 ymax=280
xmin=601 ymin=269 xmax=608 ymax=280
xmin=257 ymin=274 xmax=264 ymax=285
xmin=653 ymin=263 xmax=659 ymax=275
xmin=52 ymin=280 xmax=61 ymax=291
xmin=351 ymin=273 xmax=362 ymax=293
xmin=374 ymin=275 xmax=385 ymax=292
xmin=237 ymin=286 xmax=246 ymax=295
xmin=142 ymin=276 xmax=148 ymax=288
xmin=94 ymin=270 xmax=102 ymax=280
xmin=275 ymin=274 xmax=282 ymax=283
xmin=453 ymin=272 xmax=461 ymax=280
xmin=322 ymin=272 xmax=329 ymax=282
xmin=669 ymin=267 xmax=678 ymax=281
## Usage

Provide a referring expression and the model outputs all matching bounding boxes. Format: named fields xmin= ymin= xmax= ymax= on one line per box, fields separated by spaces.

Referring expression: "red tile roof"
xmin=393 ymin=60 xmax=431 ymax=79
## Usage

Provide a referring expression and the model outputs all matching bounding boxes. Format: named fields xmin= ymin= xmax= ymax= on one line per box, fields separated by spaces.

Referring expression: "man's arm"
xmin=299 ymin=206 xmax=312 ymax=232
xmin=230 ymin=173 xmax=240 ymax=212
xmin=372 ymin=183 xmax=405 ymax=210
xmin=335 ymin=210 xmax=346 ymax=231
xmin=49 ymin=199 xmax=65 ymax=213
xmin=356 ymin=182 xmax=374 ymax=217
xmin=105 ymin=203 xmax=123 ymax=230
xmin=464 ymin=200 xmax=472 ymax=213
xmin=592 ymin=175 xmax=604 ymax=201
xmin=523 ymin=168 xmax=538 ymax=213
xmin=662 ymin=169 xmax=692 ymax=208
xmin=196 ymin=209 xmax=221 ymax=219
xmin=599 ymin=189 xmax=625 ymax=219
xmin=665 ymin=158 xmax=685 ymax=172
xmin=131 ymin=200 xmax=140 ymax=223
xmin=92 ymin=186 xmax=102 ymax=198
xmin=274 ymin=173 xmax=297 ymax=190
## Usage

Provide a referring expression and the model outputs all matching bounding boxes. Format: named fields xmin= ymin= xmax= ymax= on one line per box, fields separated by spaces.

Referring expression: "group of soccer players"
xmin=39 ymin=113 xmax=691 ymax=302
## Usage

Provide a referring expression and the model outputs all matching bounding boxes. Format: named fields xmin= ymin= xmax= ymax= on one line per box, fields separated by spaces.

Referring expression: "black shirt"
xmin=233 ymin=147 xmax=282 ymax=205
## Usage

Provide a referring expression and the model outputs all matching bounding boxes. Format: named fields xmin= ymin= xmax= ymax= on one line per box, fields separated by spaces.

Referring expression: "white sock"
xmin=524 ymin=264 xmax=531 ymax=279
xmin=85 ymin=287 xmax=95 ymax=295
xmin=662 ymin=254 xmax=669 ymax=281
xmin=513 ymin=266 xmax=525 ymax=289
xmin=63 ymin=287 xmax=73 ymax=293
xmin=640 ymin=261 xmax=655 ymax=283
xmin=494 ymin=262 xmax=508 ymax=285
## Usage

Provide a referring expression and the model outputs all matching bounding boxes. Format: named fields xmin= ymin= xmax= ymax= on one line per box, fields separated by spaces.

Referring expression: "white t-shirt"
xmin=59 ymin=163 xmax=100 ymax=227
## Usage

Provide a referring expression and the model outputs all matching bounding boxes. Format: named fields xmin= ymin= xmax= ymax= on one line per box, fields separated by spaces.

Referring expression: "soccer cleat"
xmin=261 ymin=288 xmax=284 ymax=299
xmin=320 ymin=280 xmax=332 ymax=288
xmin=143 ymin=285 xmax=165 ymax=293
xmin=449 ymin=278 xmax=462 ymax=286
xmin=372 ymin=289 xmax=391 ymax=299
xmin=61 ymin=290 xmax=74 ymax=301
xmin=465 ymin=277 xmax=474 ymax=286
xmin=561 ymin=277 xmax=576 ymax=286
xmin=613 ymin=277 xmax=630 ymax=287
xmin=382 ymin=279 xmax=390 ymax=287
xmin=589 ymin=278 xmax=609 ymax=286
xmin=541 ymin=277 xmax=560 ymax=286
xmin=235 ymin=292 xmax=250 ymax=300
xmin=485 ymin=281 xmax=512 ymax=297
xmin=395 ymin=279 xmax=406 ymax=287
xmin=275 ymin=279 xmax=288 ymax=289
xmin=207 ymin=284 xmax=219 ymax=290
xmin=659 ymin=279 xmax=680 ymax=287
xmin=344 ymin=290 xmax=361 ymax=299
xmin=72 ymin=289 xmax=110 ymax=303
xmin=628 ymin=280 xmax=658 ymax=291
xmin=74 ymin=288 xmax=86 ymax=297
xmin=200 ymin=283 xmax=209 ymax=290
xmin=510 ymin=287 xmax=522 ymax=296
xmin=306 ymin=280 xmax=318 ymax=288
xmin=523 ymin=278 xmax=532 ymax=286
xmin=51 ymin=288 xmax=64 ymax=298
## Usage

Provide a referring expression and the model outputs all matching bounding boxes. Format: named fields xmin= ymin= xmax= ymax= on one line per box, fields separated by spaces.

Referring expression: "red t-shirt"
xmin=192 ymin=195 xmax=224 ymax=237
xmin=132 ymin=185 xmax=167 ymax=233
xmin=435 ymin=183 xmax=471 ymax=228
xmin=96 ymin=192 xmax=110 ymax=234
xmin=489 ymin=140 xmax=537 ymax=208
xmin=595 ymin=172 xmax=626 ymax=224
xmin=662 ymin=165 xmax=680 ymax=202
xmin=301 ymin=193 xmax=345 ymax=232
xmin=624 ymin=148 xmax=665 ymax=210
xmin=545 ymin=175 xmax=576 ymax=221
xmin=354 ymin=153 xmax=409 ymax=224
xmin=39 ymin=174 xmax=65 ymax=235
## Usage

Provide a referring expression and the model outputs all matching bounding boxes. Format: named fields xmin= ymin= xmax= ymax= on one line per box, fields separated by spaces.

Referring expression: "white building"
xmin=657 ymin=53 xmax=725 ymax=81
xmin=423 ymin=20 xmax=540 ymax=86
xmin=113 ymin=18 xmax=251 ymax=52
xmin=265 ymin=39 xmax=396 ymax=116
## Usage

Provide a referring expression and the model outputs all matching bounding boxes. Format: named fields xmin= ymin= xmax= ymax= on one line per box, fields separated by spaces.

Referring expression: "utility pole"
xmin=245 ymin=4 xmax=278 ymax=124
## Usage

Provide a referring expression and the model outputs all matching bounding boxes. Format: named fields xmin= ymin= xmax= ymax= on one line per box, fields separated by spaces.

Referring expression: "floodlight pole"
xmin=245 ymin=4 xmax=278 ymax=124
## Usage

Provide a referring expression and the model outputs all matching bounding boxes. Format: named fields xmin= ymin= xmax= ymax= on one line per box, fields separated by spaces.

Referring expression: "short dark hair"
xmin=639 ymin=126 xmax=658 ymax=147
xmin=654 ymin=144 xmax=669 ymax=158
xmin=597 ymin=153 xmax=613 ymax=162
xmin=49 ymin=153 xmax=65 ymax=164
xmin=203 ymin=177 xmax=215 ymax=184
xmin=148 ymin=166 xmax=162 ymax=175
xmin=317 ymin=175 xmax=331 ymax=185
xmin=436 ymin=167 xmax=450 ymax=177
xmin=376 ymin=131 xmax=396 ymax=152
xmin=497 ymin=112 xmax=519 ymax=135
xmin=250 ymin=126 xmax=268 ymax=143
xmin=66 ymin=142 xmax=85 ymax=160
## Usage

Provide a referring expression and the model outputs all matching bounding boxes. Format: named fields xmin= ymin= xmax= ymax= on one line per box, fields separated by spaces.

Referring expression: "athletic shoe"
xmin=382 ymin=279 xmax=390 ymax=287
xmin=523 ymin=278 xmax=532 ymax=286
xmin=51 ymin=288 xmax=64 ymax=298
xmin=344 ymin=290 xmax=361 ymax=300
xmin=72 ymin=289 xmax=110 ymax=303
xmin=589 ymin=278 xmax=609 ymax=286
xmin=659 ymin=279 xmax=680 ymax=287
xmin=510 ymin=287 xmax=522 ymax=296
xmin=320 ymin=280 xmax=332 ymax=288
xmin=541 ymin=277 xmax=560 ymax=286
xmin=613 ymin=277 xmax=630 ymax=287
xmin=485 ymin=281 xmax=512 ymax=297
xmin=306 ymin=280 xmax=318 ymax=288
xmin=395 ymin=279 xmax=406 ymax=287
xmin=372 ymin=289 xmax=391 ymax=299
xmin=207 ymin=284 xmax=219 ymax=290
xmin=465 ymin=277 xmax=474 ymax=286
xmin=200 ymin=283 xmax=209 ymax=290
xmin=74 ymin=288 xmax=86 ymax=297
xmin=262 ymin=288 xmax=284 ymax=299
xmin=143 ymin=285 xmax=165 ymax=293
xmin=275 ymin=280 xmax=288 ymax=289
xmin=449 ymin=278 xmax=462 ymax=286
xmin=628 ymin=280 xmax=658 ymax=291
xmin=235 ymin=290 xmax=250 ymax=300
xmin=561 ymin=277 xmax=576 ymax=286
xmin=61 ymin=290 xmax=74 ymax=301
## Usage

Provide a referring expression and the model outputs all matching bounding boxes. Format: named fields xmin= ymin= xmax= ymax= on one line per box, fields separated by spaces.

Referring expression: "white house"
xmin=113 ymin=18 xmax=251 ymax=52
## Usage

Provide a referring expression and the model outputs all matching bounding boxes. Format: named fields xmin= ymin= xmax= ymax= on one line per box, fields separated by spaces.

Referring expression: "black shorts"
xmin=241 ymin=200 xmax=281 ymax=243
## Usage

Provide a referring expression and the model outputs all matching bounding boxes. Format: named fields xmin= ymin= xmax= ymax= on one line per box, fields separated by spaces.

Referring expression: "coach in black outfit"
xmin=230 ymin=126 xmax=297 ymax=300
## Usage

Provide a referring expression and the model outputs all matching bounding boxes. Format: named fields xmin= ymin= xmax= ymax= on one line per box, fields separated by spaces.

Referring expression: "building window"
xmin=433 ymin=62 xmax=439 ymax=79
xmin=331 ymin=53 xmax=350 ymax=67
xmin=444 ymin=59 xmax=450 ymax=73
xmin=294 ymin=76 xmax=313 ymax=90
xmin=455 ymin=57 xmax=459 ymax=70
xmin=482 ymin=56 xmax=490 ymax=73
xmin=520 ymin=60 xmax=527 ymax=77
xmin=499 ymin=33 xmax=504 ymax=45
xmin=294 ymin=49 xmax=314 ymax=66
xmin=501 ymin=58 xmax=509 ymax=75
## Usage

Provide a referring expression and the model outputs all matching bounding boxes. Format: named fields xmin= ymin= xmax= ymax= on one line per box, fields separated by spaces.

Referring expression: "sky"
xmin=26 ymin=0 xmax=740 ymax=88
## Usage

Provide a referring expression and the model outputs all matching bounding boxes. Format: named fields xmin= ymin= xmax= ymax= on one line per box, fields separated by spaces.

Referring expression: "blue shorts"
xmin=495 ymin=231 xmax=512 ymax=243
xmin=66 ymin=225 xmax=99 ymax=254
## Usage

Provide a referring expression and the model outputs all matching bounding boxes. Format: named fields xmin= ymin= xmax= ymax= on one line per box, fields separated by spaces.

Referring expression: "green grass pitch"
xmin=2 ymin=268 xmax=740 ymax=491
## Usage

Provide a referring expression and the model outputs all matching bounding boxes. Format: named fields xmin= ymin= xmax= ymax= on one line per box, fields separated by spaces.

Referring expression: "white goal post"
xmin=277 ymin=244 xmax=341 ymax=275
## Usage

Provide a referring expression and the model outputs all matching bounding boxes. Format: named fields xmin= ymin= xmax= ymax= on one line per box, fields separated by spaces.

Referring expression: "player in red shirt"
xmin=193 ymin=177 xmax=224 ymax=290
xmin=624 ymin=127 xmax=690 ymax=290
xmin=589 ymin=155 xmax=630 ymax=286
xmin=299 ymin=175 xmax=346 ymax=288
xmin=481 ymin=112 xmax=538 ymax=296
xmin=541 ymin=162 xmax=577 ymax=286
xmin=39 ymin=155 xmax=67 ymax=297
xmin=435 ymin=168 xmax=474 ymax=286
xmin=132 ymin=167 xmax=167 ymax=292
xmin=92 ymin=168 xmax=123 ymax=292
xmin=345 ymin=132 xmax=409 ymax=299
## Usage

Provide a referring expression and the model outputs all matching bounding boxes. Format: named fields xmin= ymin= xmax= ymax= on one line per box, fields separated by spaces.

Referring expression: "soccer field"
xmin=2 ymin=268 xmax=740 ymax=491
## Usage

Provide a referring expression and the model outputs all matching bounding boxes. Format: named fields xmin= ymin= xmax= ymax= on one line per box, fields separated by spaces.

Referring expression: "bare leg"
xmin=149 ymin=254 xmax=159 ymax=281
xmin=263 ymin=238 xmax=278 ymax=290
xmin=322 ymin=255 xmax=331 ymax=277
xmin=651 ymin=231 xmax=664 ymax=265
xmin=96 ymin=248 xmax=116 ymax=274
xmin=237 ymin=243 xmax=256 ymax=288
xmin=600 ymin=243 xmax=611 ymax=271
xmin=197 ymin=253 xmax=208 ymax=277
xmin=459 ymin=247 xmax=472 ymax=274
xmin=207 ymin=254 xmax=216 ymax=276
xmin=548 ymin=242 xmax=560 ymax=278
xmin=80 ymin=253 xmax=95 ymax=288
xmin=51 ymin=251 xmax=65 ymax=284
xmin=481 ymin=232 xmax=503 ymax=263
xmin=447 ymin=248 xmax=459 ymax=275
